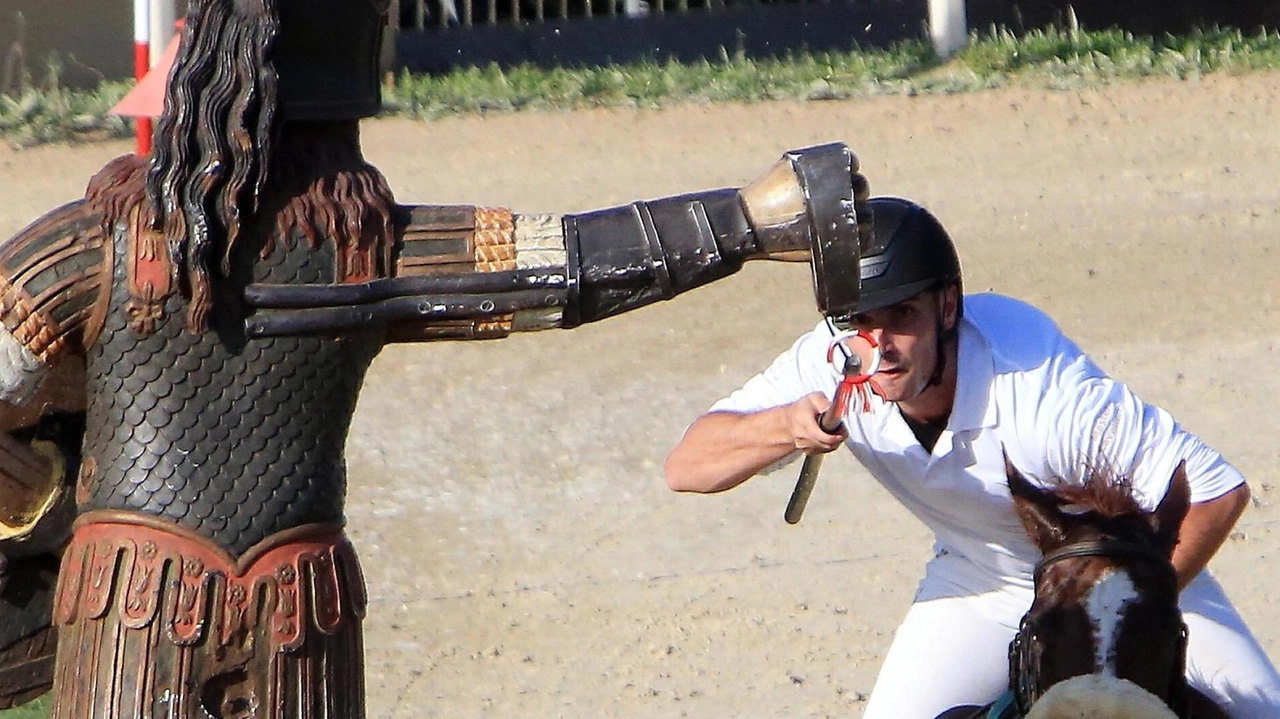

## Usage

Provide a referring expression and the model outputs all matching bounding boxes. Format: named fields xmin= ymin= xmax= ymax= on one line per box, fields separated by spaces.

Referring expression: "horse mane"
xmin=1049 ymin=466 xmax=1147 ymax=520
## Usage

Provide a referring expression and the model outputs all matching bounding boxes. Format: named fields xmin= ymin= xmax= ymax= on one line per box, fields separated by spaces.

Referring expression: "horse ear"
xmin=1150 ymin=461 xmax=1191 ymax=554
xmin=1005 ymin=451 xmax=1069 ymax=551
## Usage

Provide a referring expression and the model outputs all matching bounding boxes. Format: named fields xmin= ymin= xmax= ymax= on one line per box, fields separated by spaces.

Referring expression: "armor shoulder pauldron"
xmin=0 ymin=200 xmax=111 ymax=403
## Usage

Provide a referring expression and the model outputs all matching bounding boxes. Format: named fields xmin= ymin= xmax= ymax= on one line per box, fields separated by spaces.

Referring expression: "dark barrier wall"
xmin=965 ymin=0 xmax=1280 ymax=35
xmin=4 ymin=0 xmax=1278 ymax=86
xmin=395 ymin=0 xmax=927 ymax=75
xmin=394 ymin=0 xmax=1280 ymax=76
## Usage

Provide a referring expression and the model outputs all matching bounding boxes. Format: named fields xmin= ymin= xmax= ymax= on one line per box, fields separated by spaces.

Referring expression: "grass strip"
xmin=3 ymin=25 xmax=1279 ymax=147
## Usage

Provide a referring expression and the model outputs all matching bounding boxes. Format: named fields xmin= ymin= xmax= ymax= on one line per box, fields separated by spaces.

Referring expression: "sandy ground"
xmin=2 ymin=72 xmax=1279 ymax=718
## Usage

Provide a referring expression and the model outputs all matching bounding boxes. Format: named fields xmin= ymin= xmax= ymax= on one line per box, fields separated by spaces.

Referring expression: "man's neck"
xmin=902 ymin=412 xmax=947 ymax=453
xmin=898 ymin=344 xmax=959 ymax=427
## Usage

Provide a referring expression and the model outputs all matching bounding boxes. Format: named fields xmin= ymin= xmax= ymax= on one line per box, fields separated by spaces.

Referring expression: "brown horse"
xmin=938 ymin=460 xmax=1229 ymax=719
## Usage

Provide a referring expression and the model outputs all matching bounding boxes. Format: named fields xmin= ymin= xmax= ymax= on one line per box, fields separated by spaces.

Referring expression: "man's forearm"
xmin=663 ymin=409 xmax=798 ymax=494
xmin=1172 ymin=483 xmax=1250 ymax=590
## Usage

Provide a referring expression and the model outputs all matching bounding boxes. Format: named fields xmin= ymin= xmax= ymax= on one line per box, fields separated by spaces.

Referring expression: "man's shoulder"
xmin=963 ymin=293 xmax=1081 ymax=375
xmin=964 ymin=293 xmax=1062 ymax=340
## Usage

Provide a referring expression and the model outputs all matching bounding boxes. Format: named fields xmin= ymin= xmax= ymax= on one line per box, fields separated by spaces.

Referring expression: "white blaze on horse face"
xmin=1084 ymin=568 xmax=1140 ymax=675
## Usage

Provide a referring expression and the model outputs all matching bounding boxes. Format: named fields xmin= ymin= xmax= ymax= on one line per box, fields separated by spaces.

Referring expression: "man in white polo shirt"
xmin=664 ymin=196 xmax=1280 ymax=718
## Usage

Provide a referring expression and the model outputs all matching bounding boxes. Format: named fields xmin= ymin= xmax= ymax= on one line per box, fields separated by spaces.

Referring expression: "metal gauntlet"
xmin=566 ymin=142 xmax=868 ymax=326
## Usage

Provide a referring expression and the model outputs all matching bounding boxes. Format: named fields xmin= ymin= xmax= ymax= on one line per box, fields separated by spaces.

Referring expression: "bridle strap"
xmin=1033 ymin=539 xmax=1177 ymax=587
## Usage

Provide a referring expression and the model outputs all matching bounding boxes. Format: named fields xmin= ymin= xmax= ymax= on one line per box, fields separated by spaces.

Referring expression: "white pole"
xmin=928 ymin=0 xmax=968 ymax=58
xmin=133 ymin=0 xmax=151 ymax=155
xmin=149 ymin=0 xmax=178 ymax=68
xmin=133 ymin=0 xmax=150 ymax=69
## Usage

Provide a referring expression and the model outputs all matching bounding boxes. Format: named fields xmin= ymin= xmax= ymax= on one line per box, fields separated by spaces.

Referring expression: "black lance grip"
xmin=784 ymin=404 xmax=843 ymax=525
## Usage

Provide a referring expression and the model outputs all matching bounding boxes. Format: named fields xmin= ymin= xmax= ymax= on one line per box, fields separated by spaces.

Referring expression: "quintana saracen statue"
xmin=0 ymin=0 xmax=870 ymax=716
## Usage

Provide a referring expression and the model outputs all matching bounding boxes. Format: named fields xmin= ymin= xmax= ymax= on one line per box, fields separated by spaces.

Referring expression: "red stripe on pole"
xmin=136 ymin=118 xmax=153 ymax=157
xmin=133 ymin=41 xmax=150 ymax=80
xmin=133 ymin=41 xmax=152 ymax=156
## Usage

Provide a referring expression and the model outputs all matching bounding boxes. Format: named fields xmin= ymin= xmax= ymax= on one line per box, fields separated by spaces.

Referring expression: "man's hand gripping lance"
xmin=784 ymin=330 xmax=882 ymax=524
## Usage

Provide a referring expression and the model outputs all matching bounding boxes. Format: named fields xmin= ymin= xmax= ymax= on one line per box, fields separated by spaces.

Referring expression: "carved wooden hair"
xmin=145 ymin=0 xmax=280 ymax=331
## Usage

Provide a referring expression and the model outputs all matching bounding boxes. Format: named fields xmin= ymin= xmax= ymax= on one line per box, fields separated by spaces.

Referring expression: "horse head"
xmin=1005 ymin=457 xmax=1190 ymax=716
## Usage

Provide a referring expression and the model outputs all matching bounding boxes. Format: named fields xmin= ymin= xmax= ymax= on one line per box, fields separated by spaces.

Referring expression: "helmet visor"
xmin=854 ymin=278 xmax=942 ymax=316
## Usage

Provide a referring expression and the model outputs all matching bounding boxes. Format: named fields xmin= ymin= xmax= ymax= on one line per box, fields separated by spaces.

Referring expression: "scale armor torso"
xmin=80 ymin=220 xmax=384 ymax=556
xmin=22 ymin=153 xmax=391 ymax=716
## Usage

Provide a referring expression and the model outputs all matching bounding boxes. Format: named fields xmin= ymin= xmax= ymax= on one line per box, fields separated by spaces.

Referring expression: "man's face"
xmin=846 ymin=287 xmax=959 ymax=404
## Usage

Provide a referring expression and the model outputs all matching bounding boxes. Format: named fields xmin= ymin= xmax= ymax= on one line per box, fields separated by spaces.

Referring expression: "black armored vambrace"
xmin=244 ymin=143 xmax=871 ymax=341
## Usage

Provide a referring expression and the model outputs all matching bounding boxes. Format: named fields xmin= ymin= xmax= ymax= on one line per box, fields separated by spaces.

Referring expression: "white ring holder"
xmin=826 ymin=329 xmax=881 ymax=381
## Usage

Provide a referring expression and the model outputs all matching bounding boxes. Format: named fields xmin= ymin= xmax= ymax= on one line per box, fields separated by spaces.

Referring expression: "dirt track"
xmin=3 ymin=72 xmax=1279 ymax=717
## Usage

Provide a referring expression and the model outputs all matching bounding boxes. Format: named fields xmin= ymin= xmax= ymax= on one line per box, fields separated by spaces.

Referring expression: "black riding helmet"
xmin=856 ymin=197 xmax=963 ymax=317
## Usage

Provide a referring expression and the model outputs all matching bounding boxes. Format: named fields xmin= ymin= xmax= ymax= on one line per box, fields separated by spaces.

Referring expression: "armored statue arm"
xmin=243 ymin=143 xmax=872 ymax=341
xmin=0 ymin=198 xmax=105 ymax=707
xmin=0 ymin=200 xmax=104 ymax=557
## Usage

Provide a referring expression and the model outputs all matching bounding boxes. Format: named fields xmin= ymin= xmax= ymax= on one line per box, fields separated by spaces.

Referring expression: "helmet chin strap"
xmin=917 ymin=295 xmax=956 ymax=397
xmin=925 ymin=314 xmax=950 ymax=389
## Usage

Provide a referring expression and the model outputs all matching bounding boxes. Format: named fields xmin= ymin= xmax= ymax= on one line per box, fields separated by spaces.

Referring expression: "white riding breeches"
xmin=862 ymin=552 xmax=1280 ymax=719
